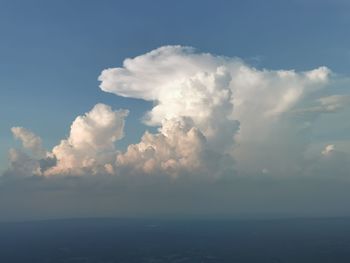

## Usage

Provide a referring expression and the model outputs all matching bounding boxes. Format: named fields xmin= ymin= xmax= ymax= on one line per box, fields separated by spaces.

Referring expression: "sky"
xmin=1 ymin=0 xmax=350 ymax=221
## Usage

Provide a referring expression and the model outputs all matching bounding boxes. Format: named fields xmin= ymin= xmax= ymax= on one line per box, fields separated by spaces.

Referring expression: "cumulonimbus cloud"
xmin=5 ymin=45 xmax=350 ymax=179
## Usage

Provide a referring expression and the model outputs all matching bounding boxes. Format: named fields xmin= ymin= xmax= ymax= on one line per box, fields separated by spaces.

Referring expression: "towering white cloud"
xmin=3 ymin=45 xmax=350 ymax=221
xmin=6 ymin=46 xmax=349 ymax=179
xmin=99 ymin=46 xmax=333 ymax=176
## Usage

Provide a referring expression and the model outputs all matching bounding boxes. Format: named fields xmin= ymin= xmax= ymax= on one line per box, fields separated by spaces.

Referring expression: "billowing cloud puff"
xmin=99 ymin=46 xmax=227 ymax=101
xmin=117 ymin=117 xmax=207 ymax=176
xmin=45 ymin=103 xmax=129 ymax=175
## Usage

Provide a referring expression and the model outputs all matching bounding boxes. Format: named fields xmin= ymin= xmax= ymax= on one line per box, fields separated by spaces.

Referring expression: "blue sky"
xmin=1 ymin=0 xmax=350 ymax=220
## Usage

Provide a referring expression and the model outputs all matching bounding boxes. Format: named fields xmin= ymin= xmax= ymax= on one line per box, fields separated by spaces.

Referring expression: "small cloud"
xmin=322 ymin=144 xmax=336 ymax=156
xmin=11 ymin=127 xmax=46 ymax=158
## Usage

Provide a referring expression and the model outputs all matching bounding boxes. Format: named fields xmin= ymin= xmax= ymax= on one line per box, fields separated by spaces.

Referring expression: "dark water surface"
xmin=1 ymin=217 xmax=350 ymax=262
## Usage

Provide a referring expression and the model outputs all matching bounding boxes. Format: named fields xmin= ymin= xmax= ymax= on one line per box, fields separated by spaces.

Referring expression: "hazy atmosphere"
xmin=1 ymin=0 xmax=350 ymax=221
